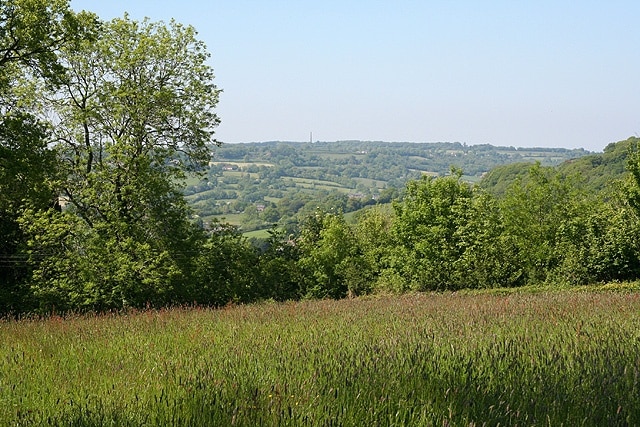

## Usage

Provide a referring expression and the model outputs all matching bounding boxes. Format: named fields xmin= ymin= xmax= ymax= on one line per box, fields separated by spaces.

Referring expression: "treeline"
xmin=220 ymin=150 xmax=640 ymax=303
xmin=5 ymin=151 xmax=640 ymax=314
xmin=2 ymin=1 xmax=640 ymax=315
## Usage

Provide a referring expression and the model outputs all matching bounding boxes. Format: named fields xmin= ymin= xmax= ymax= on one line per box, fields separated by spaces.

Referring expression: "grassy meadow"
xmin=2 ymin=290 xmax=640 ymax=426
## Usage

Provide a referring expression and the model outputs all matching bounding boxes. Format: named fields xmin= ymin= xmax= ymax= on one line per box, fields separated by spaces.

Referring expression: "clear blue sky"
xmin=70 ymin=1 xmax=640 ymax=151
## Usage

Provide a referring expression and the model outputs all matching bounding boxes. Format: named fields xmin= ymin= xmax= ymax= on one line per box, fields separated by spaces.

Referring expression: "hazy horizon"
xmin=219 ymin=138 xmax=598 ymax=152
xmin=70 ymin=1 xmax=640 ymax=152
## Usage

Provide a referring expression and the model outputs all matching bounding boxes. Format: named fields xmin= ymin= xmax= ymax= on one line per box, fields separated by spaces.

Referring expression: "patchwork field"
xmin=180 ymin=141 xmax=594 ymax=233
xmin=2 ymin=290 xmax=639 ymax=425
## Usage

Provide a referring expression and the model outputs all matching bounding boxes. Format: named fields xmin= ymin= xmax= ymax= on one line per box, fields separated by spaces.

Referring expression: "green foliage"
xmin=50 ymin=13 xmax=220 ymax=224
xmin=191 ymin=223 xmax=259 ymax=306
xmin=350 ymin=207 xmax=396 ymax=292
xmin=0 ymin=0 xmax=84 ymax=85
xmin=0 ymin=3 xmax=227 ymax=313
xmin=499 ymin=163 xmax=577 ymax=284
xmin=374 ymin=159 xmax=640 ymax=292
xmin=551 ymin=200 xmax=640 ymax=285
xmin=499 ymin=162 xmax=640 ymax=286
xmin=481 ymin=137 xmax=638 ymax=197
xmin=0 ymin=0 xmax=91 ymax=314
xmin=386 ymin=170 xmax=524 ymax=291
xmin=256 ymin=226 xmax=303 ymax=301
xmin=0 ymin=113 xmax=55 ymax=211
xmin=18 ymin=209 xmax=183 ymax=311
xmin=4 ymin=2 xmax=640 ymax=313
xmin=391 ymin=172 xmax=475 ymax=290
xmin=558 ymin=136 xmax=637 ymax=193
xmin=478 ymin=161 xmax=534 ymax=196
xmin=450 ymin=192 xmax=524 ymax=288
xmin=0 ymin=113 xmax=57 ymax=313
xmin=623 ymin=138 xmax=640 ymax=213
xmin=12 ymin=12 xmax=222 ymax=312
xmin=297 ymin=211 xmax=358 ymax=299
xmin=0 ymin=211 xmax=32 ymax=312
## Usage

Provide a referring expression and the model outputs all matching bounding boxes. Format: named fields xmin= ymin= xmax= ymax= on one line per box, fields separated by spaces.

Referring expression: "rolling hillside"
xmin=479 ymin=137 xmax=637 ymax=195
xmin=183 ymin=140 xmax=592 ymax=232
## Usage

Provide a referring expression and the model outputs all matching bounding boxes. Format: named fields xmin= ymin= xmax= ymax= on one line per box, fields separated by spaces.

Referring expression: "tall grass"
xmin=1 ymin=291 xmax=639 ymax=426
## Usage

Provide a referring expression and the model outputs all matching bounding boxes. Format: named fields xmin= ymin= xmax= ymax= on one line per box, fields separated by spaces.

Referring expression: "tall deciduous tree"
xmin=0 ymin=0 xmax=92 ymax=312
xmin=0 ymin=0 xmax=93 ymax=207
xmin=51 ymin=14 xmax=220 ymax=225
xmin=22 ymin=14 xmax=222 ymax=310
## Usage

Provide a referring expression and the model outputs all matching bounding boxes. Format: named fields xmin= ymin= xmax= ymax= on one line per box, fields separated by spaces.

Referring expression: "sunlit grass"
xmin=2 ymin=291 xmax=639 ymax=425
xmin=243 ymin=228 xmax=272 ymax=239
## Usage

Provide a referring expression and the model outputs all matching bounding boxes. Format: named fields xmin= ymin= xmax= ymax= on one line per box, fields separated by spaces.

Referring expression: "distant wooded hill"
xmin=184 ymin=140 xmax=593 ymax=232
xmin=480 ymin=136 xmax=637 ymax=196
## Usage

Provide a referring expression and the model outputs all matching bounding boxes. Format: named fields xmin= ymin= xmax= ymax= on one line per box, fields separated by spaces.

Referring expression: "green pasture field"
xmin=282 ymin=177 xmax=351 ymax=192
xmin=493 ymin=150 xmax=567 ymax=164
xmin=352 ymin=177 xmax=387 ymax=188
xmin=315 ymin=185 xmax=351 ymax=193
xmin=222 ymin=171 xmax=260 ymax=179
xmin=2 ymin=290 xmax=639 ymax=426
xmin=208 ymin=213 xmax=244 ymax=225
xmin=184 ymin=188 xmax=224 ymax=201
xmin=243 ymin=228 xmax=272 ymax=239
xmin=182 ymin=174 xmax=202 ymax=187
xmin=210 ymin=161 xmax=275 ymax=168
xmin=409 ymin=169 xmax=439 ymax=176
